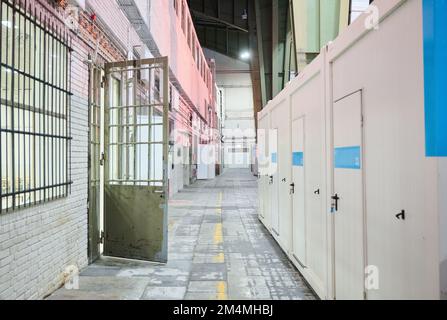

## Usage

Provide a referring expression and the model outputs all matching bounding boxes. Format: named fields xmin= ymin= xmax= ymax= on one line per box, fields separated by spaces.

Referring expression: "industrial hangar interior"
xmin=0 ymin=0 xmax=446 ymax=302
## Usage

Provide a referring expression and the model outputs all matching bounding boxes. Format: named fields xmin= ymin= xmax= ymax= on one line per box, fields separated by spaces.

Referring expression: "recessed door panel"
xmin=306 ymin=101 xmax=325 ymax=288
xmin=292 ymin=117 xmax=306 ymax=266
xmin=258 ymin=125 xmax=267 ymax=219
xmin=270 ymin=128 xmax=279 ymax=235
xmin=333 ymin=91 xmax=365 ymax=300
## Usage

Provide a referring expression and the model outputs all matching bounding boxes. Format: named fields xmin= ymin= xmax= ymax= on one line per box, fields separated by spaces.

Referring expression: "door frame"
xmin=87 ymin=62 xmax=105 ymax=263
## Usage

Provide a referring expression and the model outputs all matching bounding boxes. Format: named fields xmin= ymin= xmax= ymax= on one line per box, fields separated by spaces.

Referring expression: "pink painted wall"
xmin=138 ymin=0 xmax=216 ymax=126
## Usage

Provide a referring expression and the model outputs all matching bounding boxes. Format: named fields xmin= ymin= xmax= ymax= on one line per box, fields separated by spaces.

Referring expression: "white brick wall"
xmin=0 ymin=0 xmax=201 ymax=299
xmin=0 ymin=30 xmax=90 ymax=302
xmin=0 ymin=0 xmax=162 ymax=300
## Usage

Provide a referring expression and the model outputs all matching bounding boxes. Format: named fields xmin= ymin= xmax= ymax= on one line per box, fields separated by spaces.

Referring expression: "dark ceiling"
xmin=187 ymin=0 xmax=252 ymax=60
xmin=187 ymin=0 xmax=274 ymax=132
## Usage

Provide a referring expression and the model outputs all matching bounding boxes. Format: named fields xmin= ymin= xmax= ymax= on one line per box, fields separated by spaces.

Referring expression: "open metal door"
xmin=103 ymin=57 xmax=169 ymax=263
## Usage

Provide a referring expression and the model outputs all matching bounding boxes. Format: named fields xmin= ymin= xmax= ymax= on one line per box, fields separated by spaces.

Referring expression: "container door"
xmin=270 ymin=128 xmax=279 ymax=235
xmin=333 ymin=91 xmax=365 ymax=300
xmin=103 ymin=58 xmax=169 ymax=262
xmin=305 ymin=97 xmax=325 ymax=288
xmin=291 ymin=117 xmax=306 ymax=266
xmin=258 ymin=127 xmax=266 ymax=219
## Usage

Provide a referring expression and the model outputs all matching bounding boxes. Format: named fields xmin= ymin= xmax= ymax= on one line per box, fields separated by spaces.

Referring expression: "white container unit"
xmin=258 ymin=0 xmax=447 ymax=300
xmin=268 ymin=93 xmax=293 ymax=254
xmin=288 ymin=53 xmax=328 ymax=299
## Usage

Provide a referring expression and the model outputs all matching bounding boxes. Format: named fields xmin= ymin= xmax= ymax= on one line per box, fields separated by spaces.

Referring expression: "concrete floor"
xmin=49 ymin=169 xmax=315 ymax=300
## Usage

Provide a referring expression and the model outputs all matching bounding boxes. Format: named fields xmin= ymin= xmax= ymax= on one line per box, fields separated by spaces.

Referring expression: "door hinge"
xmin=99 ymin=231 xmax=105 ymax=244
xmin=100 ymin=152 xmax=105 ymax=166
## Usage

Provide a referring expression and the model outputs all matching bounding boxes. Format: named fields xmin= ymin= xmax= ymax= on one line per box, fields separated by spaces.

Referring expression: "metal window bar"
xmin=0 ymin=0 xmax=72 ymax=213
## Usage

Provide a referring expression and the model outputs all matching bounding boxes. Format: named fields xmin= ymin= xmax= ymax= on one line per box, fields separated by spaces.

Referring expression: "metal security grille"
xmin=105 ymin=58 xmax=168 ymax=188
xmin=0 ymin=0 xmax=72 ymax=213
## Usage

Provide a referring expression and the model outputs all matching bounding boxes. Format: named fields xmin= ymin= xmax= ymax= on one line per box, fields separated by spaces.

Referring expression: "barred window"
xmin=1 ymin=0 xmax=72 ymax=213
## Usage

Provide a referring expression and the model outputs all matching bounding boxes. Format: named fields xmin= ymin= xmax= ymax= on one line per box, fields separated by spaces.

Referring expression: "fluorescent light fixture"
xmin=240 ymin=51 xmax=251 ymax=60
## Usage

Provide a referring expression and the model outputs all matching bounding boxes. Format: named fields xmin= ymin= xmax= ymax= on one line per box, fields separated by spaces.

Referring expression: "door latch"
xmin=269 ymin=176 xmax=274 ymax=185
xmin=331 ymin=194 xmax=340 ymax=213
xmin=396 ymin=210 xmax=406 ymax=221
xmin=290 ymin=183 xmax=295 ymax=195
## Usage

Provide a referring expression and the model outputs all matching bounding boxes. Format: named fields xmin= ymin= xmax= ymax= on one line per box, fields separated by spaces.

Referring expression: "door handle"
xmin=290 ymin=183 xmax=295 ymax=195
xmin=314 ymin=189 xmax=320 ymax=195
xmin=269 ymin=176 xmax=274 ymax=185
xmin=282 ymin=178 xmax=286 ymax=182
xmin=331 ymin=194 xmax=340 ymax=212
xmin=396 ymin=210 xmax=406 ymax=221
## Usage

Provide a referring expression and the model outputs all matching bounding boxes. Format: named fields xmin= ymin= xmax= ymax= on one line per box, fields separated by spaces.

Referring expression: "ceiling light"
xmin=240 ymin=51 xmax=250 ymax=60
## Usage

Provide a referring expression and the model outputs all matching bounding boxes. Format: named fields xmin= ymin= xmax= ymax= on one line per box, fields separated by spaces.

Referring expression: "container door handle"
xmin=290 ymin=183 xmax=295 ymax=195
xmin=396 ymin=210 xmax=406 ymax=221
xmin=331 ymin=194 xmax=340 ymax=212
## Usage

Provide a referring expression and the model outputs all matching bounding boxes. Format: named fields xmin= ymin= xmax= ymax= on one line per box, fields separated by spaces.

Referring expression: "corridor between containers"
xmin=49 ymin=169 xmax=315 ymax=300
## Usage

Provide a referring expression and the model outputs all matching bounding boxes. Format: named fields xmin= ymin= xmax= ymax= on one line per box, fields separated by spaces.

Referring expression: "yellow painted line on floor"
xmin=216 ymin=281 xmax=227 ymax=300
xmin=213 ymin=252 xmax=225 ymax=263
xmin=214 ymin=192 xmax=224 ymax=244
xmin=216 ymin=192 xmax=223 ymax=215
xmin=214 ymin=223 xmax=223 ymax=245
xmin=215 ymin=193 xmax=227 ymax=300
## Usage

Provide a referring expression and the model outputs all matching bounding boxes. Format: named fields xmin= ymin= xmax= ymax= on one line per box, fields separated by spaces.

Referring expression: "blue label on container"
xmin=271 ymin=153 xmax=278 ymax=164
xmin=423 ymin=0 xmax=447 ymax=157
xmin=334 ymin=146 xmax=361 ymax=169
xmin=292 ymin=152 xmax=304 ymax=167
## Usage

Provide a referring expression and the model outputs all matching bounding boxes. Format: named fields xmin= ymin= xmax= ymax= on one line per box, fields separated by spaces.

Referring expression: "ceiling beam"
xmin=191 ymin=9 xmax=249 ymax=33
